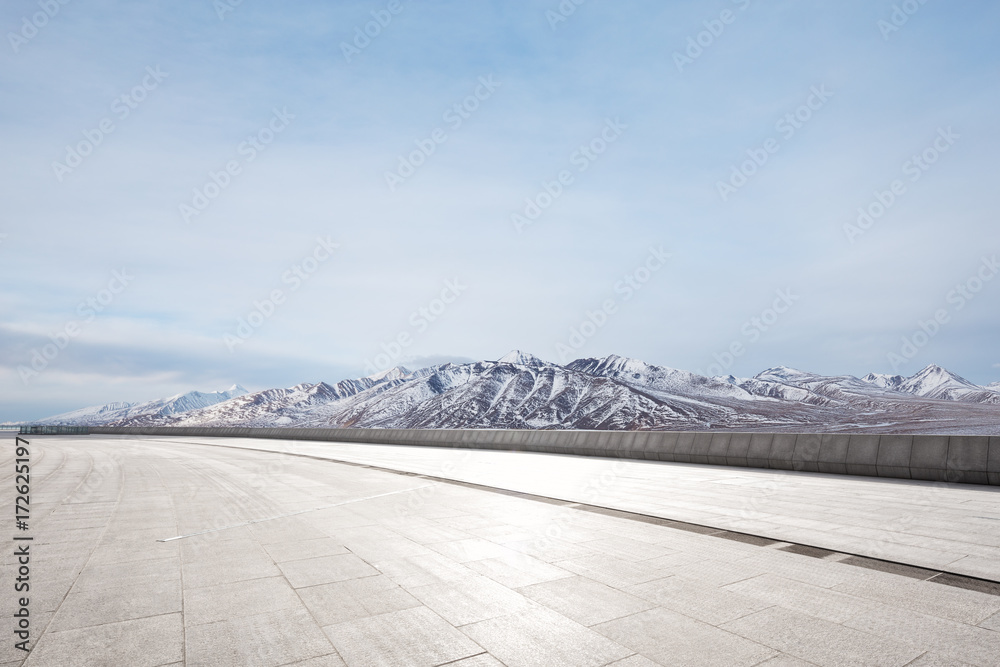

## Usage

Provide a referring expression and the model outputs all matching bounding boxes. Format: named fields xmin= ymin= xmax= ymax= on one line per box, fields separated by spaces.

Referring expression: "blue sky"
xmin=2 ymin=0 xmax=999 ymax=420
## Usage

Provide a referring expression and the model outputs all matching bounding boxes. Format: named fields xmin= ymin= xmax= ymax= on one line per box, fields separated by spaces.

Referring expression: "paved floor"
xmin=0 ymin=436 xmax=998 ymax=666
xmin=162 ymin=436 xmax=1000 ymax=581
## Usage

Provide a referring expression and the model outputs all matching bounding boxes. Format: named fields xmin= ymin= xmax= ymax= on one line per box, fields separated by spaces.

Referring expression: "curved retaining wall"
xmin=87 ymin=427 xmax=1000 ymax=486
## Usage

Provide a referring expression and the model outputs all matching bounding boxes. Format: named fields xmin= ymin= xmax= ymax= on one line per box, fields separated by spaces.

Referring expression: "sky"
xmin=2 ymin=0 xmax=999 ymax=421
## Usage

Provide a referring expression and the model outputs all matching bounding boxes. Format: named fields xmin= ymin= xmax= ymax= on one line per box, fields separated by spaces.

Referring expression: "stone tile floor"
xmin=207 ymin=437 xmax=1000 ymax=581
xmin=0 ymin=436 xmax=997 ymax=666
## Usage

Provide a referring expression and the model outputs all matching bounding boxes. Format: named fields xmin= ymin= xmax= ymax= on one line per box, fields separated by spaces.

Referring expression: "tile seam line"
xmin=27 ymin=450 xmax=129 ymax=655
xmin=155 ymin=485 xmax=434 ymax=542
xmin=147 ymin=460 xmax=188 ymax=664
xmin=31 ymin=609 xmax=181 ymax=637
xmin=139 ymin=437 xmax=1000 ymax=589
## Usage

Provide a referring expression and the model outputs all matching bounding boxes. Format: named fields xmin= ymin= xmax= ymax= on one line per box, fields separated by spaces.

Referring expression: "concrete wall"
xmin=88 ymin=426 xmax=1000 ymax=486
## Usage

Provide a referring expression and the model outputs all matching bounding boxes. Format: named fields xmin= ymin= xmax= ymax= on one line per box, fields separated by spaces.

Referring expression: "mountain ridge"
xmin=36 ymin=385 xmax=250 ymax=426
xmin=30 ymin=354 xmax=1000 ymax=434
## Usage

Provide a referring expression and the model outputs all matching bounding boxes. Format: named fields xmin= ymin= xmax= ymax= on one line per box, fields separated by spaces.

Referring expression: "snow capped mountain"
xmin=904 ymin=365 xmax=1000 ymax=404
xmin=754 ymin=366 xmax=811 ymax=382
xmin=567 ymin=354 xmax=753 ymax=401
xmin=38 ymin=401 xmax=139 ymax=426
xmin=861 ymin=373 xmax=905 ymax=390
xmin=496 ymin=350 xmax=549 ymax=367
xmin=157 ymin=385 xmax=250 ymax=414
xmin=134 ymin=381 xmax=342 ymax=427
xmin=736 ymin=367 xmax=905 ymax=407
xmin=311 ymin=357 xmax=674 ymax=430
xmin=366 ymin=366 xmax=411 ymax=382
xmin=898 ymin=365 xmax=978 ymax=397
xmin=36 ymin=354 xmax=1000 ymax=434
xmin=38 ymin=385 xmax=249 ymax=426
xmin=860 ymin=365 xmax=1000 ymax=404
xmin=114 ymin=371 xmax=408 ymax=427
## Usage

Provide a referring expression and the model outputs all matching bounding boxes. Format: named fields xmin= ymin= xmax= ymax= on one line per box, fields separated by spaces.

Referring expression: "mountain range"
xmin=38 ymin=385 xmax=250 ymax=426
xmin=33 ymin=352 xmax=1000 ymax=434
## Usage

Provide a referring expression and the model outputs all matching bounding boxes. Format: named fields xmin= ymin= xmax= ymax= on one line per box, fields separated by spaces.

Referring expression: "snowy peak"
xmin=568 ymin=355 xmax=752 ymax=401
xmin=862 ymin=373 xmax=905 ymax=390
xmin=154 ymin=385 xmax=250 ymax=416
xmin=894 ymin=364 xmax=995 ymax=403
xmin=287 ymin=382 xmax=331 ymax=396
xmin=859 ymin=365 xmax=998 ymax=404
xmin=754 ymin=366 xmax=810 ymax=382
xmin=567 ymin=354 xmax=656 ymax=377
xmin=735 ymin=366 xmax=920 ymax=407
xmin=496 ymin=350 xmax=549 ymax=367
xmin=900 ymin=365 xmax=977 ymax=394
xmin=365 ymin=366 xmax=411 ymax=383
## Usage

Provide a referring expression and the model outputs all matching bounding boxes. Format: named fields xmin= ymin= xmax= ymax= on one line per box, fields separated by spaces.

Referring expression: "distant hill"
xmin=34 ymin=354 xmax=1000 ymax=434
